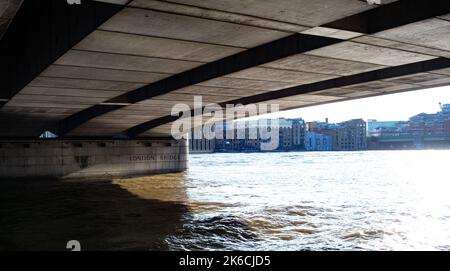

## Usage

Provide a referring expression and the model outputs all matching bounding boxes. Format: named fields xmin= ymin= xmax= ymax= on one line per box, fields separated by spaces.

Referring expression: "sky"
xmin=252 ymin=86 xmax=450 ymax=123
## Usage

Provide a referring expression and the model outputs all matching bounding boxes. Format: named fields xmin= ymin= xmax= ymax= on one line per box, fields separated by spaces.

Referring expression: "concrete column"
xmin=0 ymin=139 xmax=188 ymax=179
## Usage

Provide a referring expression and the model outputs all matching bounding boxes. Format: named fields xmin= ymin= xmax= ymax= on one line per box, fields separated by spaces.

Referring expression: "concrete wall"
xmin=0 ymin=139 xmax=187 ymax=179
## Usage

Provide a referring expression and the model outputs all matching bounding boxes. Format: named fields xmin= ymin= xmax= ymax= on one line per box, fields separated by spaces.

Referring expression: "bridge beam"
xmin=121 ymin=57 xmax=450 ymax=138
xmin=0 ymin=0 xmax=125 ymax=107
xmin=54 ymin=0 xmax=450 ymax=137
xmin=324 ymin=0 xmax=450 ymax=34
xmin=55 ymin=33 xmax=342 ymax=136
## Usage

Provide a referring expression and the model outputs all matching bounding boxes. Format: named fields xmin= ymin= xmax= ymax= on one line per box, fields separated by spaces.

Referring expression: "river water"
xmin=165 ymin=150 xmax=450 ymax=251
xmin=1 ymin=150 xmax=449 ymax=250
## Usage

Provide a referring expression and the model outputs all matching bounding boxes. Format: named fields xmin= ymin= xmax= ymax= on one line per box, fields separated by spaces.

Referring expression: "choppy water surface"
xmin=1 ymin=150 xmax=449 ymax=250
xmin=165 ymin=150 xmax=450 ymax=251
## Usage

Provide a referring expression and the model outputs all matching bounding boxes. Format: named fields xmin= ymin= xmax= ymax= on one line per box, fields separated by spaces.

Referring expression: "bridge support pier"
xmin=0 ymin=139 xmax=188 ymax=179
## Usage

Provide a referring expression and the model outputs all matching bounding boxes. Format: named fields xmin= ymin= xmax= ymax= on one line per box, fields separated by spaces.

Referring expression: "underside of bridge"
xmin=1 ymin=0 xmax=450 ymax=139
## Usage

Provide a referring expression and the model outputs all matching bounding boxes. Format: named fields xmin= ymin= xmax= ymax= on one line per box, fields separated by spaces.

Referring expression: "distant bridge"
xmin=369 ymin=135 xmax=450 ymax=150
